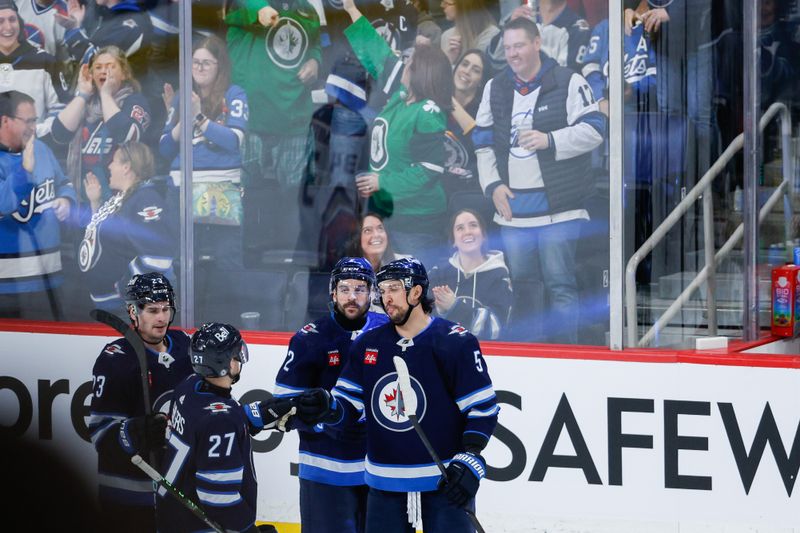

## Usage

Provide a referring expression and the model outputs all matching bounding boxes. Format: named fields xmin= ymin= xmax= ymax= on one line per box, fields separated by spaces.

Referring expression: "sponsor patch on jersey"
xmin=448 ymin=325 xmax=469 ymax=336
xmin=204 ymin=402 xmax=232 ymax=414
xmin=104 ymin=343 xmax=124 ymax=355
xmin=300 ymin=322 xmax=319 ymax=334
xmin=137 ymin=206 xmax=163 ymax=221
xmin=370 ymin=371 xmax=427 ymax=432
xmin=364 ymin=348 xmax=378 ymax=365
xmin=328 ymin=350 xmax=341 ymax=366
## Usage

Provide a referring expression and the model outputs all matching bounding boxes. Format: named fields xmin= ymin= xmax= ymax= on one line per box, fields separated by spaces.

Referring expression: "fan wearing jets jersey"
xmin=88 ymin=272 xmax=193 ymax=533
xmin=274 ymin=257 xmax=388 ymax=533
xmin=297 ymin=257 xmax=498 ymax=532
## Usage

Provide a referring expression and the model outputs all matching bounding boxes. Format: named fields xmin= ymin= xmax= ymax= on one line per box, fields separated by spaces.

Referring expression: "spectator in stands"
xmin=487 ymin=0 xmax=591 ymax=75
xmin=0 ymin=90 xmax=75 ymax=320
xmin=18 ymin=0 xmax=73 ymax=91
xmin=429 ymin=208 xmax=512 ymax=340
xmin=473 ymin=17 xmax=604 ymax=343
xmin=79 ymin=140 xmax=176 ymax=313
xmin=225 ymin=0 xmax=321 ymax=262
xmin=0 ymin=0 xmax=68 ymax=137
xmin=342 ymin=0 xmax=453 ymax=268
xmin=414 ymin=0 xmax=443 ymax=48
xmin=52 ymin=45 xmax=150 ymax=202
xmin=445 ymin=48 xmax=494 ymax=224
xmin=439 ymin=0 xmax=499 ymax=66
xmin=349 ymin=212 xmax=408 ymax=273
xmin=160 ymin=35 xmax=248 ymax=270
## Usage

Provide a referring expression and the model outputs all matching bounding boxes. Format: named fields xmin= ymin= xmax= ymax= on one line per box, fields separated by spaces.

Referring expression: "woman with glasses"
xmin=79 ymin=141 xmax=177 ymax=313
xmin=159 ymin=35 xmax=248 ymax=269
xmin=52 ymin=45 xmax=151 ymax=203
xmin=342 ymin=0 xmax=454 ymax=268
xmin=439 ymin=0 xmax=499 ymax=66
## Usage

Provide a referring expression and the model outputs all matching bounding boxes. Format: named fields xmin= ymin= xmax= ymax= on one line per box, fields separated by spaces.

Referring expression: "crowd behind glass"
xmin=0 ymin=0 xmax=797 ymax=345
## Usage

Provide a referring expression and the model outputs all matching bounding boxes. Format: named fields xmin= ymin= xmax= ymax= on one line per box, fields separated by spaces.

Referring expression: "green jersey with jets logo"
xmin=226 ymin=0 xmax=321 ymax=136
xmin=345 ymin=16 xmax=447 ymax=218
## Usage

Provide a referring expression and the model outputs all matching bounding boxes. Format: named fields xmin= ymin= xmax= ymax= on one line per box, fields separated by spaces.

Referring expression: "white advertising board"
xmin=0 ymin=330 xmax=798 ymax=532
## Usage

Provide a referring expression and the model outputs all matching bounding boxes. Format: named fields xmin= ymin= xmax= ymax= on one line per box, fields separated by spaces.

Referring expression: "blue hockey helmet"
xmin=125 ymin=272 xmax=175 ymax=308
xmin=191 ymin=323 xmax=249 ymax=380
xmin=329 ymin=257 xmax=376 ymax=293
xmin=376 ymin=257 xmax=429 ymax=296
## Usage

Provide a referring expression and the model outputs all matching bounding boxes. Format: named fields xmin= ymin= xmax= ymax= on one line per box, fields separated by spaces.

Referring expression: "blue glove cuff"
xmin=118 ymin=419 xmax=136 ymax=455
xmin=452 ymin=452 xmax=486 ymax=480
xmin=244 ymin=402 xmax=265 ymax=429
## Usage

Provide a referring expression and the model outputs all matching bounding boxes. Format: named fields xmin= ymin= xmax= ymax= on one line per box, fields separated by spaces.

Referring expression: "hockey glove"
xmin=244 ymin=398 xmax=297 ymax=435
xmin=119 ymin=413 xmax=167 ymax=455
xmin=296 ymin=388 xmax=338 ymax=425
xmin=438 ymin=452 xmax=486 ymax=508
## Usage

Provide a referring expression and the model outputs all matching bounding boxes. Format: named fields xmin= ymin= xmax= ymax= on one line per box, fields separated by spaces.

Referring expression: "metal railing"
xmin=625 ymin=102 xmax=794 ymax=347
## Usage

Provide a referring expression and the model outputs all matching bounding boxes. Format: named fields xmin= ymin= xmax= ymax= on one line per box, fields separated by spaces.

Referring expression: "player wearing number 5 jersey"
xmin=299 ymin=258 xmax=499 ymax=533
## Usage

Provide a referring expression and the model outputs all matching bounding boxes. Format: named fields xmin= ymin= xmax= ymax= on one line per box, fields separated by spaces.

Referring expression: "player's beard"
xmin=336 ymin=300 xmax=369 ymax=320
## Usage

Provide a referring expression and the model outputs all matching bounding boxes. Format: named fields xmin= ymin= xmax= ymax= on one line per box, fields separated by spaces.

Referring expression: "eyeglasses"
xmin=192 ymin=59 xmax=218 ymax=70
xmin=336 ymin=285 xmax=370 ymax=297
xmin=12 ymin=116 xmax=37 ymax=126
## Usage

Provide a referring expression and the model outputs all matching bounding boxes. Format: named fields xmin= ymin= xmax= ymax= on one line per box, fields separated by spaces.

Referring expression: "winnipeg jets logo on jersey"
xmin=204 ymin=402 xmax=232 ymax=414
xmin=443 ymin=130 xmax=470 ymax=175
xmin=10 ymin=178 xmax=58 ymax=223
xmin=266 ymin=17 xmax=309 ymax=70
xmin=370 ymin=118 xmax=389 ymax=170
xmin=300 ymin=322 xmax=319 ymax=335
xmin=449 ymin=324 xmax=469 ymax=336
xmin=104 ymin=343 xmax=125 ymax=355
xmin=371 ymin=371 xmax=427 ymax=431
xmin=510 ymin=109 xmax=537 ymax=160
xmin=137 ymin=206 xmax=163 ymax=221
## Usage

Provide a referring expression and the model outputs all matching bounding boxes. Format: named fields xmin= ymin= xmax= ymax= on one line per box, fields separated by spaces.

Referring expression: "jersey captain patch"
xmin=370 ymin=371 xmax=427 ymax=432
xmin=266 ymin=17 xmax=309 ymax=70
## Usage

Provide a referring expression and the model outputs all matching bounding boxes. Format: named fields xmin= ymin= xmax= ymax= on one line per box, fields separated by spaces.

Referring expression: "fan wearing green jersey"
xmin=344 ymin=0 xmax=454 ymax=268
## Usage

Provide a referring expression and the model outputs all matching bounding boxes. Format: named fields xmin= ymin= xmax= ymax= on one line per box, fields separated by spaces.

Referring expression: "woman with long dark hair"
xmin=80 ymin=141 xmax=176 ymax=312
xmin=343 ymin=0 xmax=455 ymax=267
xmin=159 ymin=34 xmax=248 ymax=269
xmin=439 ymin=0 xmax=499 ymax=65
xmin=429 ymin=208 xmax=511 ymax=339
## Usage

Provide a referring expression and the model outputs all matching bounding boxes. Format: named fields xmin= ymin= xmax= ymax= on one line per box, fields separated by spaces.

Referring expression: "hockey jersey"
xmin=581 ymin=19 xmax=657 ymax=104
xmin=18 ymin=0 xmax=68 ymax=58
xmin=0 ymin=140 xmax=75 ymax=294
xmin=344 ymin=16 xmax=447 ymax=218
xmin=332 ymin=317 xmax=498 ymax=492
xmin=537 ymin=5 xmax=591 ymax=73
xmin=225 ymin=0 xmax=321 ymax=136
xmin=0 ymin=40 xmax=68 ymax=138
xmin=51 ymin=85 xmax=151 ymax=200
xmin=88 ymin=330 xmax=192 ymax=507
xmin=274 ymin=311 xmax=389 ymax=486
xmin=157 ymin=374 xmax=258 ymax=533
xmin=78 ymin=177 xmax=177 ymax=310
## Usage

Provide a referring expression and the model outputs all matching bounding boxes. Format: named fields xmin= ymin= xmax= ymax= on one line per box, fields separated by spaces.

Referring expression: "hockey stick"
xmin=393 ymin=356 xmax=486 ymax=533
xmin=90 ymin=309 xmax=152 ymax=417
xmin=131 ymin=454 xmax=225 ymax=533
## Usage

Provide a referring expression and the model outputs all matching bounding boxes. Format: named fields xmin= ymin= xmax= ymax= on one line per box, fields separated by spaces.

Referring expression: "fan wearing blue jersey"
xmin=297 ymin=257 xmax=498 ymax=533
xmin=157 ymin=323 xmax=293 ymax=532
xmin=273 ymin=257 xmax=388 ymax=533
xmin=88 ymin=273 xmax=193 ymax=533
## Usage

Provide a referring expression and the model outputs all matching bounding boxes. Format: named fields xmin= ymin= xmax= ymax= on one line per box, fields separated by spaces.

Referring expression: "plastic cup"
xmin=240 ymin=311 xmax=260 ymax=330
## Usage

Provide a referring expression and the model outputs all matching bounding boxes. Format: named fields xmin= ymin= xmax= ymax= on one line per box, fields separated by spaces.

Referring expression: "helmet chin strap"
xmin=394 ymin=291 xmax=418 ymax=327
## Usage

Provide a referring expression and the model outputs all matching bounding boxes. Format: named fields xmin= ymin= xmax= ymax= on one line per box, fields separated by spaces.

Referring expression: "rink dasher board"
xmin=0 ymin=330 xmax=798 ymax=532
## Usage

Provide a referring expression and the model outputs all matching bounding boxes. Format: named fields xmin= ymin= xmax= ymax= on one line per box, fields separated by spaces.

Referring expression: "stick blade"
xmin=392 ymin=356 xmax=418 ymax=416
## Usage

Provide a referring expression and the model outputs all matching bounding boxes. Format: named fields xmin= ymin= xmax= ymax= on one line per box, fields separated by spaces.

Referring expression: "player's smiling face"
xmin=334 ymin=279 xmax=370 ymax=320
xmin=131 ymin=302 xmax=173 ymax=346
